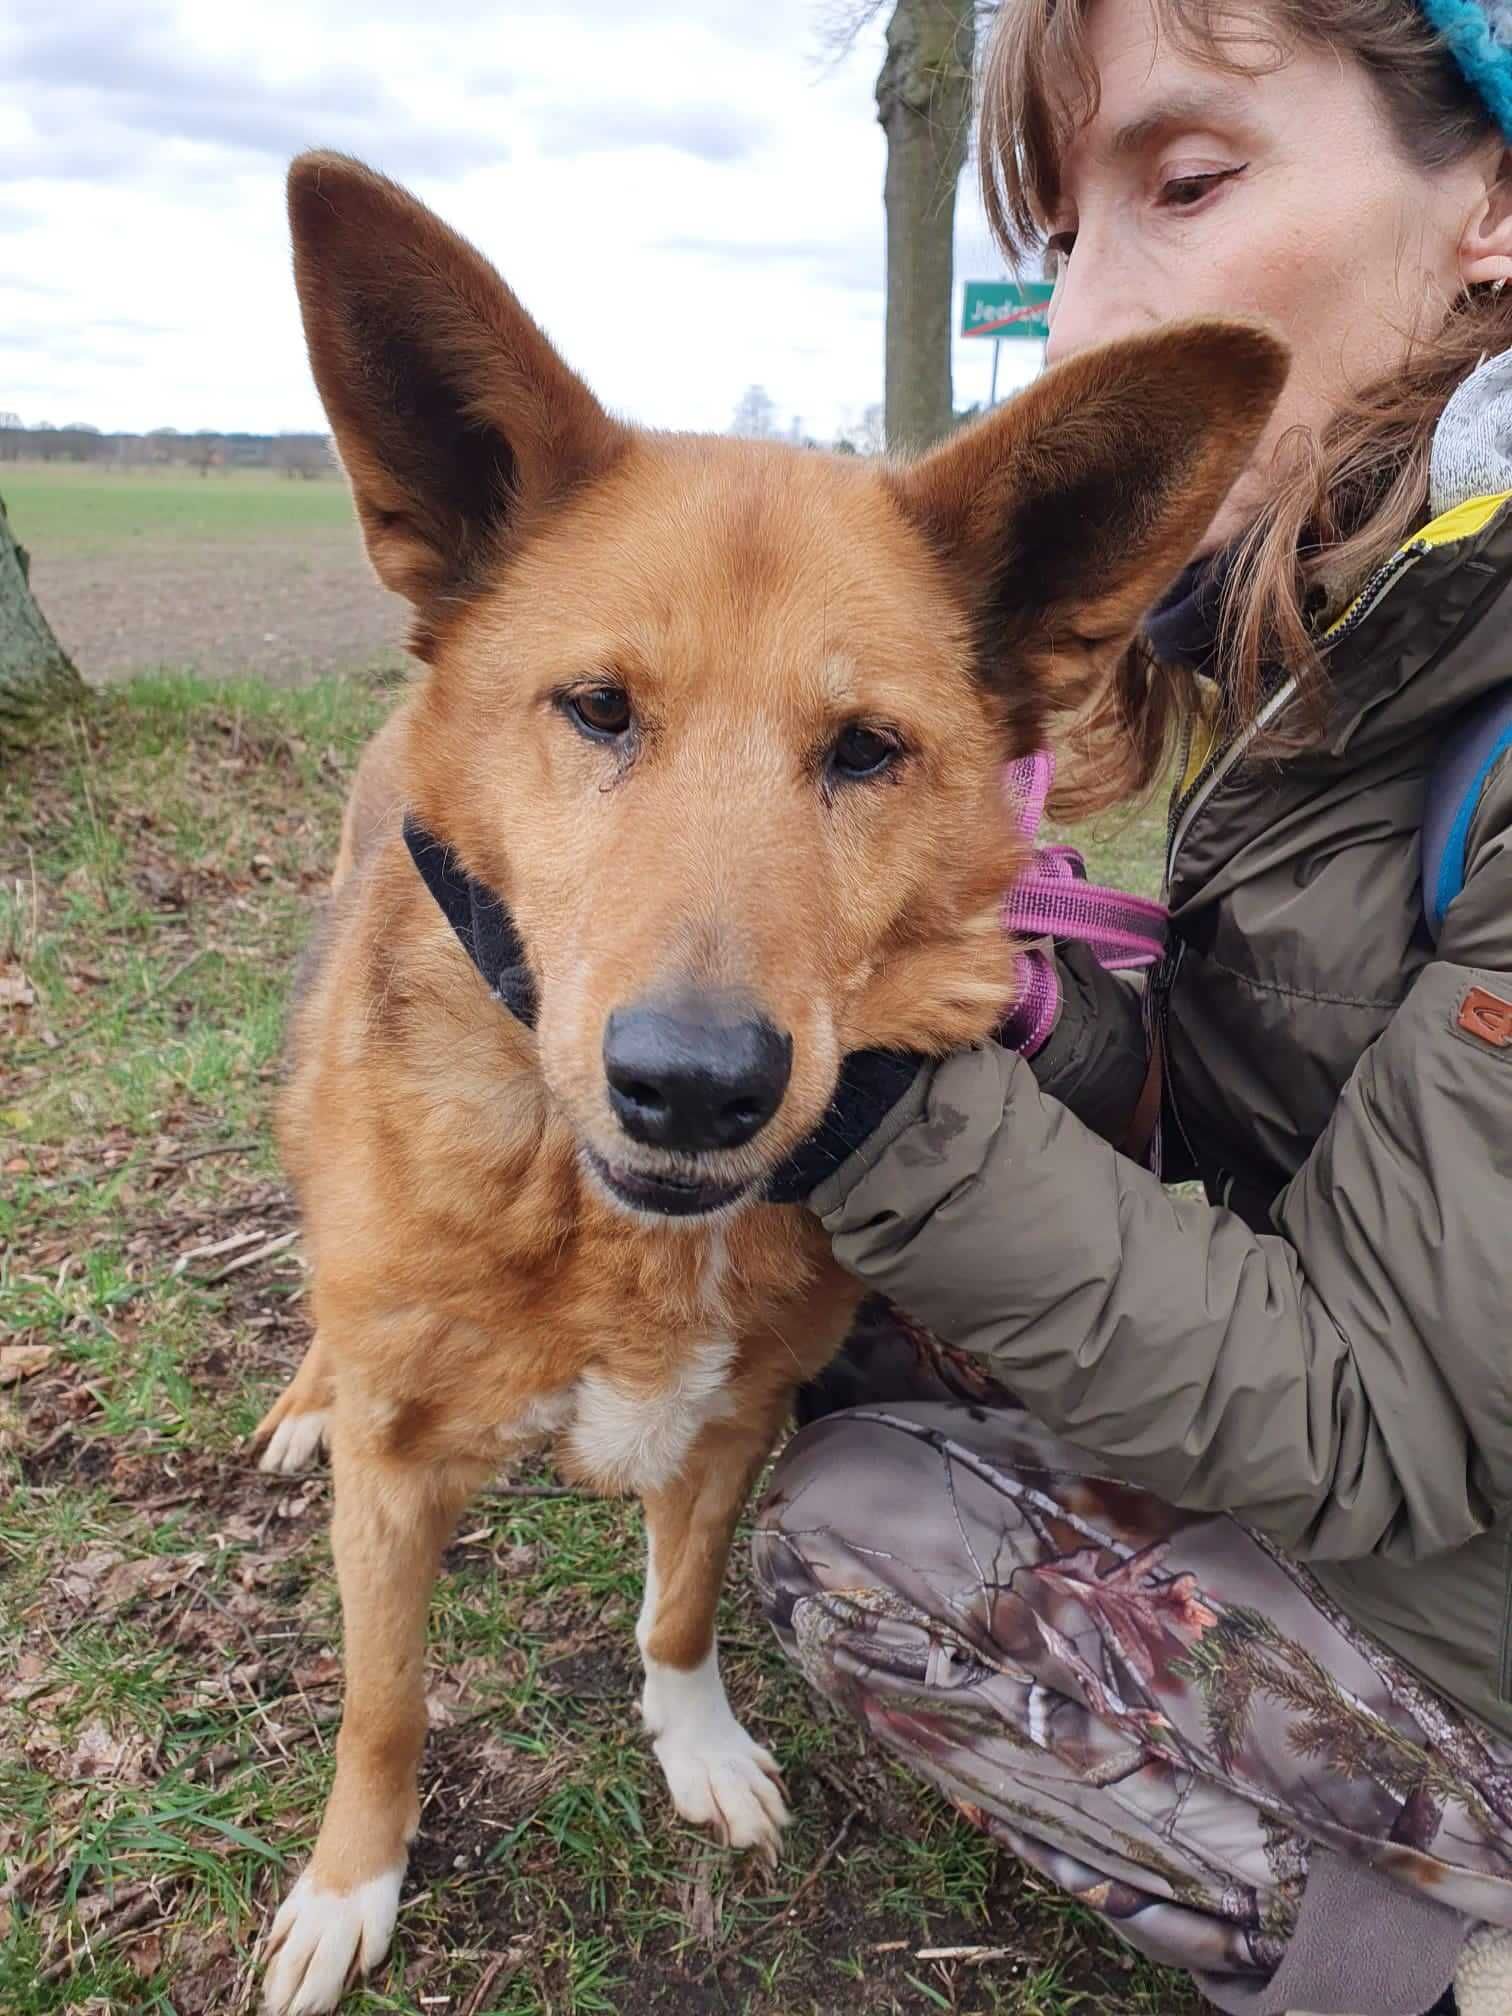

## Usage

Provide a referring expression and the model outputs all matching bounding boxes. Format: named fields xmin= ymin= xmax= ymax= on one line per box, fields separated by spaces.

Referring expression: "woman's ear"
xmin=1459 ymin=148 xmax=1512 ymax=289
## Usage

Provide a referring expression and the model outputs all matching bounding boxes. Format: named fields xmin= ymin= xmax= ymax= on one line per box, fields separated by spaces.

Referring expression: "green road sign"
xmin=962 ymin=280 xmax=1055 ymax=341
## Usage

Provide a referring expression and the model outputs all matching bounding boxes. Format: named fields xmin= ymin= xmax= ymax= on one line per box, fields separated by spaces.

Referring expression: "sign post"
xmin=961 ymin=280 xmax=1055 ymax=405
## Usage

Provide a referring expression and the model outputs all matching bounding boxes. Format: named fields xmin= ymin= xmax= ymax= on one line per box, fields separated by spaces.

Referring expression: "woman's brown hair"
xmin=980 ymin=0 xmax=1512 ymax=815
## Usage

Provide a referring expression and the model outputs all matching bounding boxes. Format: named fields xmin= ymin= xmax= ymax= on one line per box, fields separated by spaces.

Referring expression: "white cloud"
xmin=0 ymin=0 xmax=1035 ymax=439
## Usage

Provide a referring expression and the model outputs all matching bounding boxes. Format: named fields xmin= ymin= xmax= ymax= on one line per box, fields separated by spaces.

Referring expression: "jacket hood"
xmin=1149 ymin=351 xmax=1512 ymax=756
xmin=1321 ymin=485 xmax=1512 ymax=757
xmin=1318 ymin=346 xmax=1512 ymax=755
xmin=1430 ymin=342 xmax=1512 ymax=519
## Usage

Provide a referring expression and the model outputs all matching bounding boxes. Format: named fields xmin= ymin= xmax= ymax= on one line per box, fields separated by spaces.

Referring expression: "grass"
xmin=1 ymin=462 xmax=355 ymax=552
xmin=1 ymin=675 xmax=1190 ymax=2016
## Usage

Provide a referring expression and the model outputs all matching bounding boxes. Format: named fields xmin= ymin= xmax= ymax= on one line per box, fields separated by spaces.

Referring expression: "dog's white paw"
xmin=258 ymin=1409 xmax=330 ymax=1476
xmin=643 ymin=1651 xmax=789 ymax=1866
xmin=261 ymin=1866 xmax=401 ymax=2015
xmin=654 ymin=1723 xmax=789 ymax=1864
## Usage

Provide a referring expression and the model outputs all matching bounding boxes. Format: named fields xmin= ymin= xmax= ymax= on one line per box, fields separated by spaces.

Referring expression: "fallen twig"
xmin=916 ymin=1944 xmax=1019 ymax=1965
xmin=701 ymin=1807 xmax=859 ymax=1980
xmin=25 ymin=1421 xmax=80 ymax=1465
xmin=173 ymin=1224 xmax=272 ymax=1274
xmin=460 ymin=1946 xmax=527 ymax=2016
xmin=133 ymin=1486 xmax=203 ymax=1513
xmin=813 ymin=1758 xmax=879 ymax=1821
xmin=191 ymin=1584 xmax=270 ymax=1668
xmin=769 ymin=1808 xmax=859 ymax=1929
xmin=33 ymin=1137 xmax=260 ymax=1197
xmin=14 ymin=945 xmax=214 ymax=1068
xmin=40 ymin=1887 xmax=161 ymax=1982
xmin=158 ymin=1139 xmax=260 ymax=1170
xmin=201 ymin=1229 xmax=300 ymax=1284
xmin=32 ymin=1164 xmax=127 ymax=1195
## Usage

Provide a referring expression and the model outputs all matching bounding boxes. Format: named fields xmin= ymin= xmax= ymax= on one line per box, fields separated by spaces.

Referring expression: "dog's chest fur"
xmin=562 ymin=1333 xmax=738 ymax=1493
xmin=491 ymin=1230 xmax=741 ymax=1496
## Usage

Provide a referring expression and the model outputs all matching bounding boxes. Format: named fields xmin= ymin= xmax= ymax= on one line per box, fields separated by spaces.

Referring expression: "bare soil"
xmin=28 ymin=529 xmax=410 ymax=686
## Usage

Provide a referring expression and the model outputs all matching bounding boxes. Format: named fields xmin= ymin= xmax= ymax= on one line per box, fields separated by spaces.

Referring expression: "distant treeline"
xmin=0 ymin=427 xmax=335 ymax=475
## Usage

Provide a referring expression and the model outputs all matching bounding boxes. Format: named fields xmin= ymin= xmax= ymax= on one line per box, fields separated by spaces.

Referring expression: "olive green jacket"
xmin=812 ymin=491 xmax=1512 ymax=1739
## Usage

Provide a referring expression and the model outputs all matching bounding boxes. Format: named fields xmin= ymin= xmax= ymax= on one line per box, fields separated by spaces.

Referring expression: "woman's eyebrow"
xmin=1106 ymin=89 xmax=1245 ymax=158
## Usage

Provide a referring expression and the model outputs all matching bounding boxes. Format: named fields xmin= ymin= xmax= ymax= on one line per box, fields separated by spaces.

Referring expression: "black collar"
xmin=401 ymin=815 xmax=538 ymax=1026
xmin=1142 ymin=547 xmax=1238 ymax=679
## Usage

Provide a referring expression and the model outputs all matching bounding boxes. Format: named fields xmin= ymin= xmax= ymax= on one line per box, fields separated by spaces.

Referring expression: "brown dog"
xmin=251 ymin=151 xmax=1284 ymax=2015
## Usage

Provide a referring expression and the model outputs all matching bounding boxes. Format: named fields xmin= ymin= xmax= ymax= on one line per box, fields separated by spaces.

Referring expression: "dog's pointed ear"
xmin=885 ymin=320 xmax=1289 ymax=742
xmin=287 ymin=150 xmax=628 ymax=655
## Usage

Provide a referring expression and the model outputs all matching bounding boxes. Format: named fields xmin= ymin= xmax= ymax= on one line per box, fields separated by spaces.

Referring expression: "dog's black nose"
xmin=604 ymin=995 xmax=793 ymax=1153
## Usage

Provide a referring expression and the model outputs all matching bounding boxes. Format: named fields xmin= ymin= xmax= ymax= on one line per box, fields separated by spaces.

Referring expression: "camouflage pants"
xmin=753 ymin=1390 xmax=1512 ymax=2014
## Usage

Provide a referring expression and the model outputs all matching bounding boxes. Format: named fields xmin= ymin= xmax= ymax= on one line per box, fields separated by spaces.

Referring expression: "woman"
xmin=755 ymin=4 xmax=1512 ymax=2013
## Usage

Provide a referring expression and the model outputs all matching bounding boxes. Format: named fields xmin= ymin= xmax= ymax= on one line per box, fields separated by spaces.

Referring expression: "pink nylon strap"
xmin=996 ymin=751 xmax=1168 ymax=1056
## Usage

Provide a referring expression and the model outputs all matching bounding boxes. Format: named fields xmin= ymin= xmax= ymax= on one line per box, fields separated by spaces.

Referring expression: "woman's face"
xmin=1043 ymin=0 xmax=1508 ymax=548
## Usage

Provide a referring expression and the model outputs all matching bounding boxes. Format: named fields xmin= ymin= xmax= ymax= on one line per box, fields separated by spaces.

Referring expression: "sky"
xmin=0 ymin=0 xmax=1042 ymax=443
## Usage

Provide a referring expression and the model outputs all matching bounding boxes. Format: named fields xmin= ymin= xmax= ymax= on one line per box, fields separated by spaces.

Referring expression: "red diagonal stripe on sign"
xmin=968 ymin=302 xmax=1049 ymax=336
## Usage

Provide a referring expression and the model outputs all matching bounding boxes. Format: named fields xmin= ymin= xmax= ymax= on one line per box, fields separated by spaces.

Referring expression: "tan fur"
xmin=253 ymin=151 xmax=1286 ymax=2014
xmin=331 ymin=708 xmax=407 ymax=890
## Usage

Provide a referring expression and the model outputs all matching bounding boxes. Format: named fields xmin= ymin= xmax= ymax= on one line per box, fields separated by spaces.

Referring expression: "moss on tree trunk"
xmin=1 ymin=489 xmax=84 ymax=753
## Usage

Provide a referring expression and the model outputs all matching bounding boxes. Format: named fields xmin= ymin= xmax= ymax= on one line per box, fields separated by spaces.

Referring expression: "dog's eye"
xmin=565 ymin=687 xmax=633 ymax=741
xmin=828 ymin=723 xmax=899 ymax=781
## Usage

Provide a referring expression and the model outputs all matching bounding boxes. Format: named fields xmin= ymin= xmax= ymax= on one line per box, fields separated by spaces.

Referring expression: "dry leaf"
xmin=69 ymin=1719 xmax=147 ymax=1782
xmin=0 ymin=972 xmax=36 ymax=1010
xmin=126 ymin=1930 xmax=163 ymax=1977
xmin=2 ymin=1650 xmax=50 ymax=1702
xmin=291 ymin=1650 xmax=342 ymax=1691
xmin=0 ymin=1345 xmax=55 ymax=1384
xmin=59 ymin=1546 xmax=125 ymax=1606
xmin=171 ymin=1927 xmax=236 ymax=2015
xmin=98 ymin=1552 xmax=207 ymax=1613
xmin=425 ymin=1690 xmax=459 ymax=1730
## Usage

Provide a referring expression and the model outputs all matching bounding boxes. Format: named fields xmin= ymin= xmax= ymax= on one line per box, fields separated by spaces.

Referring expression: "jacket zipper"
xmin=1163 ymin=674 xmax=1299 ymax=889
xmin=1319 ymin=538 xmax=1431 ymax=650
xmin=1161 ymin=539 xmax=1430 ymax=891
xmin=1146 ymin=536 xmax=1430 ymax=1173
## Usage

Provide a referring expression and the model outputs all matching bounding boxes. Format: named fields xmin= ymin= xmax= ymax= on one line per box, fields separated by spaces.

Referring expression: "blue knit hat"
xmin=1418 ymin=0 xmax=1512 ymax=140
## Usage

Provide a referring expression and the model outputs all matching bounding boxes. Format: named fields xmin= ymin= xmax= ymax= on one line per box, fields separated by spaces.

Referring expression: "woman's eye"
xmin=828 ymin=724 xmax=900 ymax=782
xmin=565 ymin=687 xmax=633 ymax=740
xmin=1159 ymin=165 xmax=1246 ymax=210
xmin=1046 ymin=229 xmax=1077 ymax=265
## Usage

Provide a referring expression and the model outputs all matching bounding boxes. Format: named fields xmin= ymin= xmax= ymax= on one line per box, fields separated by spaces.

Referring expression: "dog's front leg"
xmin=261 ymin=1415 xmax=479 ymax=2016
xmin=637 ymin=1401 xmax=793 ymax=1866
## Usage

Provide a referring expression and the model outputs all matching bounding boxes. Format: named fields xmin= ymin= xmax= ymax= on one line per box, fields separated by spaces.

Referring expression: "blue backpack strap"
xmin=1422 ymin=686 xmax=1512 ymax=941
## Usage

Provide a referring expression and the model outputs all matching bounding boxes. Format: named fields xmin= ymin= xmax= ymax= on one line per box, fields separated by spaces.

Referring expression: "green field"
xmin=1 ymin=674 xmax=1184 ymax=2016
xmin=1 ymin=463 xmax=356 ymax=553
xmin=2 ymin=463 xmax=403 ymax=686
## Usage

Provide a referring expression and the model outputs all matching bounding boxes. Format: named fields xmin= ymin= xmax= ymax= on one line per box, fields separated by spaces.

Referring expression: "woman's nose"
xmin=1044 ymin=257 xmax=1103 ymax=366
xmin=1044 ymin=243 xmax=1151 ymax=366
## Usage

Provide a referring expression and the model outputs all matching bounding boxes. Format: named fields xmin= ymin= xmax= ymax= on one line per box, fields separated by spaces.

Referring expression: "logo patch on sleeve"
xmin=1458 ymin=986 xmax=1512 ymax=1050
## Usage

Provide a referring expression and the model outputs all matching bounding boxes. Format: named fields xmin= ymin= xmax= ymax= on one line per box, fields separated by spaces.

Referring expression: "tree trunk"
xmin=0 ymin=489 xmax=83 ymax=751
xmin=876 ymin=0 xmax=975 ymax=454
